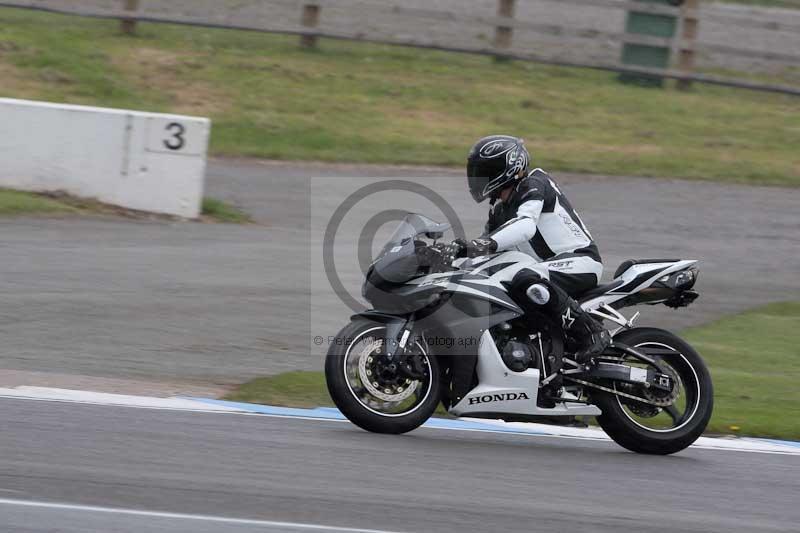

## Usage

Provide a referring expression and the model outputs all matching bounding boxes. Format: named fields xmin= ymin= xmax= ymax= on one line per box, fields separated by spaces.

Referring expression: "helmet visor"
xmin=467 ymin=163 xmax=494 ymax=203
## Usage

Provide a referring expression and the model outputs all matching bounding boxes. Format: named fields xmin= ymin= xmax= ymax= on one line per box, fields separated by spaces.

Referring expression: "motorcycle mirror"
xmin=425 ymin=231 xmax=444 ymax=240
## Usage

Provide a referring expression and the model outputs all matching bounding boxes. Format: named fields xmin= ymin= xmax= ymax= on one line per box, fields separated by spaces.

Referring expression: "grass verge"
xmin=0 ymin=8 xmax=798 ymax=186
xmin=683 ymin=301 xmax=800 ymax=440
xmin=225 ymin=371 xmax=332 ymax=409
xmin=0 ymin=187 xmax=249 ymax=223
xmin=227 ymin=302 xmax=800 ymax=440
xmin=201 ymin=197 xmax=252 ymax=223
xmin=0 ymin=188 xmax=78 ymax=215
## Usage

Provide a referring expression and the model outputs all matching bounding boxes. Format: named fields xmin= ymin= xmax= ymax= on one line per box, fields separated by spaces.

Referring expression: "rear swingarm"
xmin=564 ymin=343 xmax=674 ymax=392
xmin=566 ymin=361 xmax=673 ymax=392
xmin=609 ymin=342 xmax=672 ymax=377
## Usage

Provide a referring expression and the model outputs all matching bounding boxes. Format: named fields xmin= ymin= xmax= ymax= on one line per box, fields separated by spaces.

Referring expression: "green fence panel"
xmin=619 ymin=0 xmax=681 ymax=87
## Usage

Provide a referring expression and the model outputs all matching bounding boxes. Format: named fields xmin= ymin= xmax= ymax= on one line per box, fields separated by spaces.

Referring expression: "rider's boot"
xmin=559 ymin=299 xmax=612 ymax=364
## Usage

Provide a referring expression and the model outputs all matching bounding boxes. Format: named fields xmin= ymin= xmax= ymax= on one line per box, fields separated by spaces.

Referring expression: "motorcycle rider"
xmin=452 ymin=135 xmax=610 ymax=362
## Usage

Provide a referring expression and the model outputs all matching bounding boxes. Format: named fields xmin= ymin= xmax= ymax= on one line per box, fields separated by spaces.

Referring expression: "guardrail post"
xmin=494 ymin=0 xmax=515 ymax=59
xmin=120 ymin=0 xmax=139 ymax=35
xmin=676 ymin=0 xmax=699 ymax=90
xmin=300 ymin=4 xmax=321 ymax=48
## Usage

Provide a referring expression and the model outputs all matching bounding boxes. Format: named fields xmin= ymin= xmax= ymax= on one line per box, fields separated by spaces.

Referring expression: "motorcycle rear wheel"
xmin=593 ymin=327 xmax=714 ymax=455
xmin=325 ymin=318 xmax=441 ymax=434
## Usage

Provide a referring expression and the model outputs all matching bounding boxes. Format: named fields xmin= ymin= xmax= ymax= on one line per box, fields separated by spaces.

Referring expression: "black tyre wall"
xmin=325 ymin=318 xmax=441 ymax=435
xmin=594 ymin=328 xmax=714 ymax=455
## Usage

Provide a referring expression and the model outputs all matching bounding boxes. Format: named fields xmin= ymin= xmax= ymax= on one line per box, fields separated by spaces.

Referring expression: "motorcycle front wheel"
xmin=325 ymin=318 xmax=441 ymax=434
xmin=593 ymin=327 xmax=714 ymax=455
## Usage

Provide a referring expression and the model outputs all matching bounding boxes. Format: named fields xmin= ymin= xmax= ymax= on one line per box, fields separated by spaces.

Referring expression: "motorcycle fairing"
xmin=443 ymin=256 xmax=695 ymax=417
xmin=448 ymin=330 xmax=601 ymax=417
xmin=580 ymin=259 xmax=698 ymax=310
xmin=407 ymin=292 xmax=520 ymax=405
xmin=362 ymin=221 xmax=697 ymax=417
xmin=407 ymin=271 xmax=522 ymax=312
xmin=459 ymin=250 xmax=550 ymax=282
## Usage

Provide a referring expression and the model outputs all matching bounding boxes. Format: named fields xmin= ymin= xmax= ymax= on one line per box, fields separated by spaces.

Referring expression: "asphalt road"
xmin=1 ymin=158 xmax=798 ymax=394
xmin=0 ymin=397 xmax=798 ymax=533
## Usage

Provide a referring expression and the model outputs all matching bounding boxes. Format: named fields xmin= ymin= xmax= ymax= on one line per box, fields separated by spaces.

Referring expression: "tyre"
xmin=593 ymin=327 xmax=713 ymax=455
xmin=325 ymin=318 xmax=441 ymax=434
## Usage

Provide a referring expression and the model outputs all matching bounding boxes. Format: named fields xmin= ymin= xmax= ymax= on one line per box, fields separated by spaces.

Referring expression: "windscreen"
xmin=368 ymin=214 xmax=450 ymax=286
xmin=378 ymin=213 xmax=449 ymax=257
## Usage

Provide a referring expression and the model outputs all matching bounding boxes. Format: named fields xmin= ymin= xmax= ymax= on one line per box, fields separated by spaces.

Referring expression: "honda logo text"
xmin=468 ymin=392 xmax=530 ymax=405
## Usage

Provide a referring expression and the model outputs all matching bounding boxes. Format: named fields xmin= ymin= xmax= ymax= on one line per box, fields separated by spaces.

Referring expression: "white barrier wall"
xmin=0 ymin=98 xmax=210 ymax=218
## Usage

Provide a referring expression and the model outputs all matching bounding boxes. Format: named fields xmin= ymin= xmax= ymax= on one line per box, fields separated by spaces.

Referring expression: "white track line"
xmin=0 ymin=387 xmax=243 ymax=412
xmin=0 ymin=498 xmax=405 ymax=533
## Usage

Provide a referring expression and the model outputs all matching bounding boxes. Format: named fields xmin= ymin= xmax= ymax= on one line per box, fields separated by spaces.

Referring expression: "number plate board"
xmin=145 ymin=116 xmax=207 ymax=156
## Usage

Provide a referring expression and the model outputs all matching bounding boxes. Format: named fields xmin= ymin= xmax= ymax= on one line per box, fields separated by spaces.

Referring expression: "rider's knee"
xmin=511 ymin=268 xmax=570 ymax=313
xmin=526 ymin=283 xmax=551 ymax=305
xmin=510 ymin=269 xmax=551 ymax=309
xmin=510 ymin=268 xmax=544 ymax=292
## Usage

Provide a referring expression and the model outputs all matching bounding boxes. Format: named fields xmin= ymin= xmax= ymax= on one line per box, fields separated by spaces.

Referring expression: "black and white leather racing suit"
xmin=484 ymin=168 xmax=603 ymax=296
xmin=481 ymin=168 xmax=609 ymax=360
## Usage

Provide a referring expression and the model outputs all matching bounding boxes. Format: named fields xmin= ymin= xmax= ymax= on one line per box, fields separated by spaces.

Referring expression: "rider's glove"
xmin=437 ymin=241 xmax=464 ymax=268
xmin=449 ymin=238 xmax=468 ymax=258
xmin=441 ymin=238 xmax=498 ymax=266
xmin=456 ymin=237 xmax=498 ymax=258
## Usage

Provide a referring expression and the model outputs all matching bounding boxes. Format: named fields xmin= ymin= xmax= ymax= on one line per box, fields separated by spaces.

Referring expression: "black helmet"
xmin=466 ymin=135 xmax=530 ymax=203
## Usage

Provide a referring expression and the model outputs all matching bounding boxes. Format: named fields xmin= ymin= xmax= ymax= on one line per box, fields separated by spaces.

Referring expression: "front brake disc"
xmin=357 ymin=339 xmax=418 ymax=402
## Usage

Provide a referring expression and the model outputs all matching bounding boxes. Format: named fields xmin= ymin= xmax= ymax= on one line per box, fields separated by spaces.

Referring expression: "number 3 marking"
xmin=164 ymin=122 xmax=186 ymax=151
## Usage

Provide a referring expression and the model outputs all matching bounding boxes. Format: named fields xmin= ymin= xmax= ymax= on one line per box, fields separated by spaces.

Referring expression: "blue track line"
xmin=189 ymin=398 xmax=549 ymax=436
xmin=189 ymin=398 xmax=800 ymax=449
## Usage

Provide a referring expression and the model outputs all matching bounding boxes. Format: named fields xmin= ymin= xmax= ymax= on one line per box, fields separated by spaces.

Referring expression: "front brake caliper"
xmin=398 ymin=353 xmax=428 ymax=380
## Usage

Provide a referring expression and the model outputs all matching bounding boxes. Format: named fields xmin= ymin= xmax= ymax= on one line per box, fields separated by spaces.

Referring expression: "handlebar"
xmin=418 ymin=242 xmax=462 ymax=273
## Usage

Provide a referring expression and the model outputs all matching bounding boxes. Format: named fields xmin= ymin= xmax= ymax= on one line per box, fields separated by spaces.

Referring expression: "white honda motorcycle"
xmin=325 ymin=214 xmax=713 ymax=455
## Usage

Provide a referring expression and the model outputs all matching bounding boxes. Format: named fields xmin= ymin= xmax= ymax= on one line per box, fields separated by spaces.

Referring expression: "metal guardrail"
xmin=1 ymin=0 xmax=798 ymax=96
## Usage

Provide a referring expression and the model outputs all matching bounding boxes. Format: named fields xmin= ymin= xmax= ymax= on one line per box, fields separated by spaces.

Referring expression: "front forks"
xmin=382 ymin=314 xmax=415 ymax=360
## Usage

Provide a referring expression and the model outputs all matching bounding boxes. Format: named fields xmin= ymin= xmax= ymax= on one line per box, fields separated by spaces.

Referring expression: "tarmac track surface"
xmin=1 ymin=397 xmax=798 ymax=533
xmin=0 ymin=158 xmax=798 ymax=393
